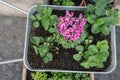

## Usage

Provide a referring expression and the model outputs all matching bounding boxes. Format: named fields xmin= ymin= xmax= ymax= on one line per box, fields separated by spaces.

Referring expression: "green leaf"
xmin=97 ymin=40 xmax=108 ymax=48
xmin=30 ymin=15 xmax=36 ymax=21
xmin=95 ymin=8 xmax=102 ymax=17
xmin=35 ymin=13 xmax=41 ymax=21
xmin=101 ymin=26 xmax=110 ymax=35
xmin=43 ymin=53 xmax=53 ymax=63
xmin=46 ymin=53 xmax=53 ymax=61
xmin=73 ymin=54 xmax=81 ymax=61
xmin=42 ymin=7 xmax=52 ymax=16
xmin=87 ymin=15 xmax=97 ymax=24
xmin=92 ymin=24 xmax=100 ymax=34
xmin=39 ymin=36 xmax=45 ymax=43
xmin=33 ymin=21 xmax=39 ymax=28
xmin=46 ymin=36 xmax=54 ymax=42
xmin=37 ymin=4 xmax=42 ymax=12
xmin=75 ymin=45 xmax=84 ymax=52
xmin=50 ymin=15 xmax=58 ymax=26
xmin=88 ymin=45 xmax=98 ymax=54
xmin=30 ymin=36 xmax=40 ymax=45
xmin=41 ymin=16 xmax=49 ymax=30
xmin=43 ymin=57 xmax=49 ymax=63
xmin=87 ymin=4 xmax=94 ymax=13
xmin=83 ymin=51 xmax=90 ymax=59
xmin=48 ymin=27 xmax=55 ymax=33
xmin=81 ymin=62 xmax=90 ymax=69
xmin=33 ymin=46 xmax=38 ymax=55
xmin=96 ymin=18 xmax=105 ymax=26
xmin=37 ymin=48 xmax=46 ymax=57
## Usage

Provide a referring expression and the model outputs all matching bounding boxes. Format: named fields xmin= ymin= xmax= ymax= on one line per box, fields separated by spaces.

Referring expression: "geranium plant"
xmin=26 ymin=0 xmax=118 ymax=72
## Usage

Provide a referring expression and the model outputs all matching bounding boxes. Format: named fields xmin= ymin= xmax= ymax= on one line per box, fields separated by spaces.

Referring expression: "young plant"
xmin=31 ymin=72 xmax=48 ymax=80
xmin=30 ymin=4 xmax=58 ymax=33
xmin=86 ymin=0 xmax=118 ymax=35
xmin=31 ymin=72 xmax=92 ymax=80
xmin=81 ymin=40 xmax=109 ymax=68
xmin=30 ymin=36 xmax=53 ymax=63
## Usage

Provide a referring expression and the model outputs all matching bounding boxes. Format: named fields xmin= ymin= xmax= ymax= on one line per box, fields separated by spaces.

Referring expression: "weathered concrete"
xmin=0 ymin=16 xmax=26 ymax=62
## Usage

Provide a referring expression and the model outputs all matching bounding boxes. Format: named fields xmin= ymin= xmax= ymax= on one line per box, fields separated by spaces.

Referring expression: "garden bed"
xmin=27 ymin=9 xmax=111 ymax=71
xmin=24 ymin=0 xmax=118 ymax=73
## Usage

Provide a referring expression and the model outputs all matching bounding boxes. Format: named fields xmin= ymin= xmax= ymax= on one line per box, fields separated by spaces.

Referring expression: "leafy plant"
xmin=81 ymin=40 xmax=109 ymax=68
xmin=86 ymin=0 xmax=118 ymax=35
xmin=31 ymin=72 xmax=91 ymax=80
xmin=30 ymin=4 xmax=58 ymax=33
xmin=30 ymin=36 xmax=54 ymax=63
xmin=54 ymin=0 xmax=74 ymax=6
xmin=31 ymin=72 xmax=48 ymax=80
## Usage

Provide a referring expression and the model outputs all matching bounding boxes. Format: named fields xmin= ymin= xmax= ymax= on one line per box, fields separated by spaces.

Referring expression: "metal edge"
xmin=23 ymin=5 xmax=117 ymax=74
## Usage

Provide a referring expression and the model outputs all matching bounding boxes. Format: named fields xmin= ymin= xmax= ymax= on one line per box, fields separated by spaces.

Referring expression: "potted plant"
xmin=24 ymin=0 xmax=118 ymax=73
xmin=22 ymin=67 xmax=94 ymax=80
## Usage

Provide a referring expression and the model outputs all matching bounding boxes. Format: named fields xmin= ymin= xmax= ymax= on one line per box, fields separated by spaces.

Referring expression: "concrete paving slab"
xmin=0 ymin=16 xmax=26 ymax=62
xmin=0 ymin=62 xmax=23 ymax=80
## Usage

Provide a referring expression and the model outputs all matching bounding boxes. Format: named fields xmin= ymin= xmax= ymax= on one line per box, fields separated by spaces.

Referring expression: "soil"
xmin=27 ymin=9 xmax=111 ymax=71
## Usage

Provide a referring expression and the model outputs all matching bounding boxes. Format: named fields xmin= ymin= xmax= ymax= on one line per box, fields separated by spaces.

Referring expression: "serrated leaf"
xmin=37 ymin=4 xmax=42 ymax=12
xmin=42 ymin=7 xmax=52 ymax=16
xmin=33 ymin=46 xmax=38 ymax=55
xmin=41 ymin=16 xmax=49 ymax=30
xmin=30 ymin=36 xmax=40 ymax=45
xmin=73 ymin=54 xmax=81 ymax=61
xmin=39 ymin=36 xmax=45 ymax=43
xmin=92 ymin=24 xmax=100 ymax=34
xmin=88 ymin=45 xmax=98 ymax=54
xmin=95 ymin=8 xmax=103 ymax=17
xmin=35 ymin=13 xmax=41 ymax=20
xmin=87 ymin=15 xmax=97 ymax=24
xmin=101 ymin=26 xmax=110 ymax=35
xmin=48 ymin=27 xmax=55 ymax=33
xmin=37 ymin=48 xmax=46 ymax=57
xmin=81 ymin=62 xmax=90 ymax=69
xmin=46 ymin=36 xmax=54 ymax=42
xmin=83 ymin=51 xmax=90 ymax=59
xmin=75 ymin=45 xmax=84 ymax=52
xmin=43 ymin=57 xmax=49 ymax=63
xmin=30 ymin=15 xmax=36 ymax=21
xmin=46 ymin=53 xmax=53 ymax=61
xmin=33 ymin=21 xmax=39 ymax=28
xmin=96 ymin=18 xmax=105 ymax=26
xmin=87 ymin=4 xmax=94 ymax=13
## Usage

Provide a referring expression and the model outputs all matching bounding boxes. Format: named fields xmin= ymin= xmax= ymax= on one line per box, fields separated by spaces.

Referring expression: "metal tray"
xmin=24 ymin=5 xmax=116 ymax=74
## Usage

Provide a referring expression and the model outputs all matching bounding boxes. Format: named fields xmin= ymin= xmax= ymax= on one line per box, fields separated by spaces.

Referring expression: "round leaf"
xmin=101 ymin=26 xmax=110 ymax=35
xmin=75 ymin=45 xmax=84 ymax=52
xmin=88 ymin=45 xmax=98 ymax=54
xmin=73 ymin=54 xmax=81 ymax=61
xmin=33 ymin=21 xmax=39 ymax=28
xmin=92 ymin=24 xmax=100 ymax=34
xmin=30 ymin=36 xmax=40 ymax=45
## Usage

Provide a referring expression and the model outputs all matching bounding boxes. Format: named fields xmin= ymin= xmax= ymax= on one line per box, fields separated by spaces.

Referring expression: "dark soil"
xmin=27 ymin=9 xmax=111 ymax=71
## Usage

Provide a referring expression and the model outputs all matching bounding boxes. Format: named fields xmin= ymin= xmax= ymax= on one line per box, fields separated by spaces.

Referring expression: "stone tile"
xmin=0 ymin=16 xmax=26 ymax=62
xmin=0 ymin=62 xmax=23 ymax=80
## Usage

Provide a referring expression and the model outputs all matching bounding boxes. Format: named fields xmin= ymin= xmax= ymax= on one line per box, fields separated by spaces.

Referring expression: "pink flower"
xmin=58 ymin=11 xmax=86 ymax=41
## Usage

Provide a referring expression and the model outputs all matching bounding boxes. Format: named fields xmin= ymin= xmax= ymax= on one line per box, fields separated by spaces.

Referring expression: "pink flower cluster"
xmin=58 ymin=11 xmax=87 ymax=41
